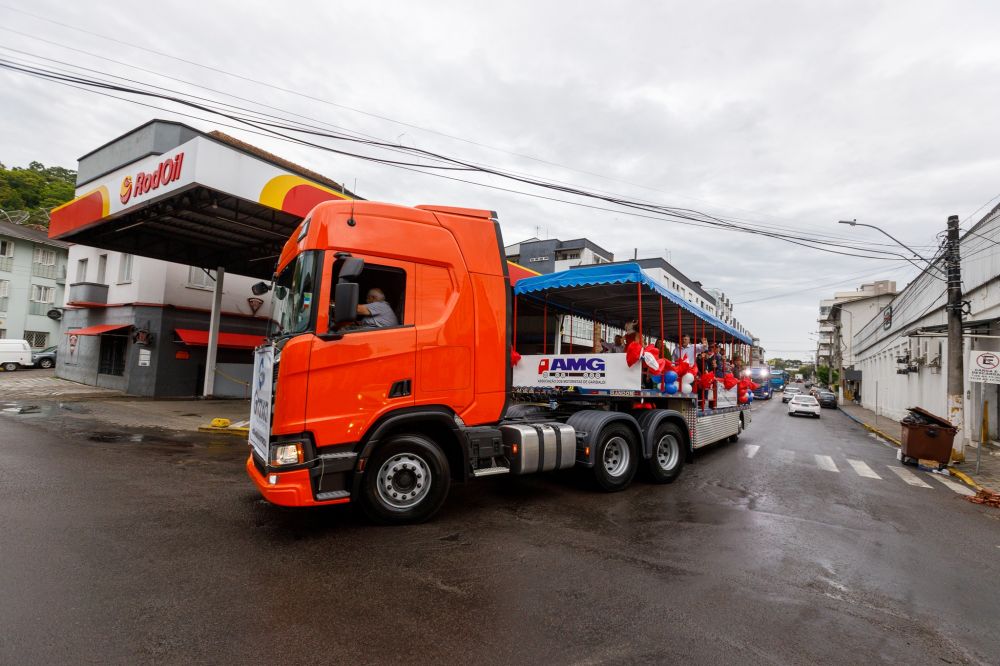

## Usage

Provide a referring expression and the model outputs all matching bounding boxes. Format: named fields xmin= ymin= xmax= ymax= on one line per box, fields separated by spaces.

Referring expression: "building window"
xmin=33 ymin=247 xmax=56 ymax=265
xmin=118 ymin=253 xmax=133 ymax=283
xmin=32 ymin=247 xmax=59 ymax=278
xmin=23 ymin=330 xmax=48 ymax=349
xmin=76 ymin=258 xmax=88 ymax=282
xmin=0 ymin=279 xmax=8 ymax=312
xmin=30 ymin=284 xmax=55 ymax=303
xmin=97 ymin=254 xmax=108 ymax=283
xmin=0 ymin=240 xmax=13 ymax=272
xmin=98 ymin=334 xmax=128 ymax=376
xmin=187 ymin=266 xmax=215 ymax=289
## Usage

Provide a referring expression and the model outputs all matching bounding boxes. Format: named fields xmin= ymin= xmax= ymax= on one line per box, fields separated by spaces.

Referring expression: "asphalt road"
xmin=2 ymin=391 xmax=999 ymax=664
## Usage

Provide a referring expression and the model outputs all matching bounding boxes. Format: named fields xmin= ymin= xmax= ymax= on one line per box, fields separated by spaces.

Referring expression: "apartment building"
xmin=0 ymin=218 xmax=69 ymax=349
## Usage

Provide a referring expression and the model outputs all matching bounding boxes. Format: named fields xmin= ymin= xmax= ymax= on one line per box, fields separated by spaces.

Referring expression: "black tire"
xmin=39 ymin=358 xmax=54 ymax=369
xmin=645 ymin=421 xmax=685 ymax=484
xmin=592 ymin=423 xmax=639 ymax=492
xmin=2 ymin=362 xmax=18 ymax=372
xmin=360 ymin=434 xmax=450 ymax=525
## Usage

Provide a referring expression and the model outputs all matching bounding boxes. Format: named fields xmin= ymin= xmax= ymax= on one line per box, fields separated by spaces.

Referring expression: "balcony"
xmin=68 ymin=282 xmax=109 ymax=305
xmin=28 ymin=301 xmax=55 ymax=316
xmin=32 ymin=262 xmax=61 ymax=279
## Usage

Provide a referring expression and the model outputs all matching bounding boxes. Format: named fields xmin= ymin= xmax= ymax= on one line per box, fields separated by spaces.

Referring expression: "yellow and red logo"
xmin=118 ymin=153 xmax=184 ymax=207
xmin=120 ymin=175 xmax=134 ymax=205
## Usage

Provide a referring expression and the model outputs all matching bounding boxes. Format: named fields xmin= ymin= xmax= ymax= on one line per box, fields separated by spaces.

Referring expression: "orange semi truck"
xmin=246 ymin=200 xmax=752 ymax=523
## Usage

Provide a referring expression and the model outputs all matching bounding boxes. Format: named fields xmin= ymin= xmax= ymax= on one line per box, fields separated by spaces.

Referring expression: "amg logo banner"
xmin=513 ymin=354 xmax=640 ymax=391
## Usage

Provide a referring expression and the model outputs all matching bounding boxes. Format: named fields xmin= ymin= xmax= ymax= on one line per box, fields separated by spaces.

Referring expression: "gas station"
xmin=49 ymin=119 xmax=538 ymax=397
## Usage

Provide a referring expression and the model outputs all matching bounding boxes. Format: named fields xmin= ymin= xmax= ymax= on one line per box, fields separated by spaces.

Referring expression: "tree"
xmin=816 ymin=365 xmax=839 ymax=386
xmin=0 ymin=161 xmax=76 ymax=228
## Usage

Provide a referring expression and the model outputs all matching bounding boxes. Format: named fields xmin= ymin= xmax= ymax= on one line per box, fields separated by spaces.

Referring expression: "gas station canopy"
xmin=49 ymin=120 xmax=356 ymax=279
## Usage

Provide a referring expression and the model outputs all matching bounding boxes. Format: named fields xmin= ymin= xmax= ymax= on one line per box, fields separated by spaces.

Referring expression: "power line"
xmin=0 ymin=56 xmax=941 ymax=266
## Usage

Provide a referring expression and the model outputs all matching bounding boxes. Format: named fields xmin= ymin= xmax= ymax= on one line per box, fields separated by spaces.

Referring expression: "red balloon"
xmin=722 ymin=372 xmax=738 ymax=390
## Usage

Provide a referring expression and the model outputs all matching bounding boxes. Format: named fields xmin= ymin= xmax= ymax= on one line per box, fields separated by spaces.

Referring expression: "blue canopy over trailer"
xmin=513 ymin=262 xmax=753 ymax=350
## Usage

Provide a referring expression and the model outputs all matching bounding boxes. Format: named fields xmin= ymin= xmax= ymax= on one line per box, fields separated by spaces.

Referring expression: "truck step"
xmin=315 ymin=490 xmax=350 ymax=501
xmin=471 ymin=466 xmax=510 ymax=478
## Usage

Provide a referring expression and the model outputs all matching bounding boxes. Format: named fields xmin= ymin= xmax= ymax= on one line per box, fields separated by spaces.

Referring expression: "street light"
xmin=838 ymin=219 xmax=945 ymax=278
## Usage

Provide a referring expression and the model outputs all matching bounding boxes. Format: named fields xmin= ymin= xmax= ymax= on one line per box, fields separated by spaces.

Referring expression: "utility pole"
xmin=945 ymin=214 xmax=965 ymax=461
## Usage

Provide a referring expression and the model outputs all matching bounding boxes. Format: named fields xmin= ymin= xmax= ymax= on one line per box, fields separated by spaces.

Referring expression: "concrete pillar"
xmin=202 ymin=266 xmax=225 ymax=398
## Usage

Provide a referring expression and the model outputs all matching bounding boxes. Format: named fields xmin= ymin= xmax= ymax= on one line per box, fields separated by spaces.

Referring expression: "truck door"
xmin=305 ymin=257 xmax=416 ymax=447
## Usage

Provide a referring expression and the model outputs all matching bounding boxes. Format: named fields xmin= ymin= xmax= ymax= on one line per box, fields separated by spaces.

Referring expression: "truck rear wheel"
xmin=360 ymin=434 xmax=450 ymax=525
xmin=592 ymin=424 xmax=639 ymax=492
xmin=646 ymin=421 xmax=685 ymax=484
xmin=2 ymin=362 xmax=18 ymax=372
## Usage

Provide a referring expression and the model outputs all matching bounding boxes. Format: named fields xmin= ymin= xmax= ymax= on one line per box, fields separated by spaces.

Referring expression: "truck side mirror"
xmin=333 ymin=283 xmax=359 ymax=325
xmin=251 ymin=281 xmax=271 ymax=295
xmin=338 ymin=257 xmax=364 ymax=282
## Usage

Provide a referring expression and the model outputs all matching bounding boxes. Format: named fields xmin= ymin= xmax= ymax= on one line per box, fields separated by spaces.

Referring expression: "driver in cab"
xmin=355 ymin=288 xmax=399 ymax=328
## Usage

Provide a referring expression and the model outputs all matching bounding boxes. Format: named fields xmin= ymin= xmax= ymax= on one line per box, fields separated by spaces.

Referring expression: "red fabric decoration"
xmin=699 ymin=372 xmax=716 ymax=390
xmin=738 ymin=393 xmax=750 ymax=404
xmin=625 ymin=341 xmax=643 ymax=367
xmin=657 ymin=358 xmax=670 ymax=375
xmin=722 ymin=372 xmax=738 ymax=390
xmin=749 ymin=381 xmax=760 ymax=391
xmin=511 ymin=349 xmax=521 ymax=366
xmin=674 ymin=360 xmax=690 ymax=378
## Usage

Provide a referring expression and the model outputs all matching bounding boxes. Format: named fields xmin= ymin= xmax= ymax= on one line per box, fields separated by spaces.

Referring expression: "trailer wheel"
xmin=592 ymin=423 xmax=639 ymax=492
xmin=646 ymin=421 xmax=685 ymax=484
xmin=360 ymin=434 xmax=450 ymax=525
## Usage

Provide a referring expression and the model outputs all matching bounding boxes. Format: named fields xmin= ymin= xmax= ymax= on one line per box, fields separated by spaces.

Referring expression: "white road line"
xmin=777 ymin=449 xmax=795 ymax=463
xmin=745 ymin=444 xmax=760 ymax=458
xmin=928 ymin=474 xmax=975 ymax=496
xmin=846 ymin=459 xmax=882 ymax=479
xmin=887 ymin=466 xmax=933 ymax=488
xmin=814 ymin=455 xmax=839 ymax=472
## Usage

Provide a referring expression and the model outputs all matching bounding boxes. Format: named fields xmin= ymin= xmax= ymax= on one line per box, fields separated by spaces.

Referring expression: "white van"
xmin=0 ymin=339 xmax=33 ymax=371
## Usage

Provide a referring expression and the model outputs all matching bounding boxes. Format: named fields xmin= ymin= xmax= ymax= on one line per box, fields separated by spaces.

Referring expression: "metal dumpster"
xmin=900 ymin=406 xmax=957 ymax=465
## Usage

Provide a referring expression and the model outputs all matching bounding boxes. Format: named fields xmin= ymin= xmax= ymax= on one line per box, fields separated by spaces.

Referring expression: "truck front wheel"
xmin=360 ymin=434 xmax=450 ymax=524
xmin=592 ymin=424 xmax=639 ymax=492
xmin=646 ymin=421 xmax=685 ymax=483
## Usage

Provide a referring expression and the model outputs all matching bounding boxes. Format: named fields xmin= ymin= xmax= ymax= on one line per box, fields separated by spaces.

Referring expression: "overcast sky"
xmin=3 ymin=0 xmax=999 ymax=361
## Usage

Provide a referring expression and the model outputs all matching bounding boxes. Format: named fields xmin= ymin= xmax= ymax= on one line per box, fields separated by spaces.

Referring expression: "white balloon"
xmin=682 ymin=373 xmax=695 ymax=384
xmin=680 ymin=384 xmax=693 ymax=395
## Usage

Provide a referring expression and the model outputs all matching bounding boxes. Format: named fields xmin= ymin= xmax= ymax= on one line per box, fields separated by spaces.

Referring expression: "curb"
xmin=837 ymin=406 xmax=901 ymax=446
xmin=838 ymin=407 xmax=992 ymax=493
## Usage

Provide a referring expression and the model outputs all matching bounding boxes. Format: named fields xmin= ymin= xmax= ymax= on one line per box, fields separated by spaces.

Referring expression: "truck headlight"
xmin=270 ymin=442 xmax=304 ymax=466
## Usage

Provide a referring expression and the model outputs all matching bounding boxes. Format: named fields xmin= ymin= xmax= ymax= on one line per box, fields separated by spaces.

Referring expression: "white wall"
xmin=66 ymin=245 xmax=270 ymax=316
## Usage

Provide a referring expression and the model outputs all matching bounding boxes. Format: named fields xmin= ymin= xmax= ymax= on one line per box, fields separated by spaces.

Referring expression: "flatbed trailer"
xmin=245 ymin=201 xmax=754 ymax=523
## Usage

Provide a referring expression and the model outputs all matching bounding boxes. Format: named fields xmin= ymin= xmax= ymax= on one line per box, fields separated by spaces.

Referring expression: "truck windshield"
xmin=267 ymin=250 xmax=319 ymax=338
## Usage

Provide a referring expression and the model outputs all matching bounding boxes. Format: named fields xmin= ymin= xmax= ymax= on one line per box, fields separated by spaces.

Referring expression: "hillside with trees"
xmin=0 ymin=161 xmax=76 ymax=228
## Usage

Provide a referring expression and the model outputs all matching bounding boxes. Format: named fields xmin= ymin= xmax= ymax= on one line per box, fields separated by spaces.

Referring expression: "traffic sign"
xmin=970 ymin=351 xmax=1000 ymax=384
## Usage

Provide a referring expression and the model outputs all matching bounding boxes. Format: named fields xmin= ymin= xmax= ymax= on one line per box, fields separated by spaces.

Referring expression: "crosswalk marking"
xmin=887 ymin=466 xmax=932 ymax=488
xmin=814 ymin=455 xmax=839 ymax=472
xmin=745 ymin=444 xmax=760 ymax=458
xmin=846 ymin=459 xmax=882 ymax=479
xmin=928 ymin=474 xmax=976 ymax=496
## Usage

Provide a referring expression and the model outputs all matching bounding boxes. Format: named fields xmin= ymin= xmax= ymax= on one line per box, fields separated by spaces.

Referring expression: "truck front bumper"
xmin=245 ymin=455 xmax=352 ymax=507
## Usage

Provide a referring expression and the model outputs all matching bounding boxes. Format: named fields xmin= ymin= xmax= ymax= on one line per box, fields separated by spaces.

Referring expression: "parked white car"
xmin=0 ymin=339 xmax=33 ymax=372
xmin=787 ymin=395 xmax=821 ymax=418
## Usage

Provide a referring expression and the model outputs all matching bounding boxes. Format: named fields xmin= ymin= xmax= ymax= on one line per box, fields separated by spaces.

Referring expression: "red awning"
xmin=175 ymin=328 xmax=264 ymax=350
xmin=69 ymin=323 xmax=131 ymax=336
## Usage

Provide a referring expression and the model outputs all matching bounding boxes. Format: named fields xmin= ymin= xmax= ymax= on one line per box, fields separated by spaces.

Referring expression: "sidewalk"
xmin=838 ymin=402 xmax=1000 ymax=492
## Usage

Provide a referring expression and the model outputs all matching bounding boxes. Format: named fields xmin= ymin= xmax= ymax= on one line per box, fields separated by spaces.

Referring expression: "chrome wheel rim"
xmin=376 ymin=453 xmax=431 ymax=510
xmin=603 ymin=436 xmax=630 ymax=477
xmin=655 ymin=435 xmax=680 ymax=471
